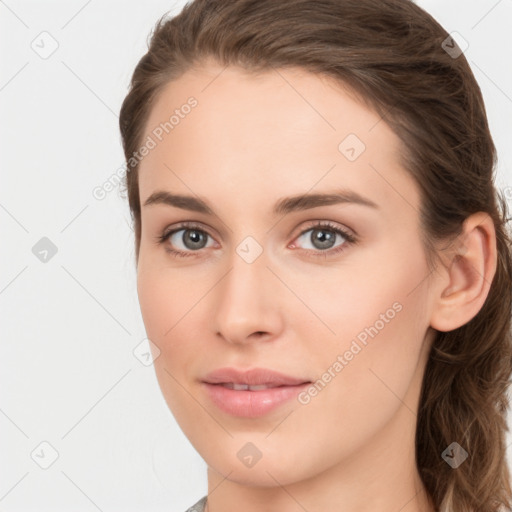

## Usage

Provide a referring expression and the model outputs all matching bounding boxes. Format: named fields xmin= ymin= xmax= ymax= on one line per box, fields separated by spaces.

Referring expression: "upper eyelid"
xmin=296 ymin=221 xmax=354 ymax=236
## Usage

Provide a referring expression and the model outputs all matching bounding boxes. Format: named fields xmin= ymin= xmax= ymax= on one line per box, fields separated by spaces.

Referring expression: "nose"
xmin=212 ymin=247 xmax=284 ymax=346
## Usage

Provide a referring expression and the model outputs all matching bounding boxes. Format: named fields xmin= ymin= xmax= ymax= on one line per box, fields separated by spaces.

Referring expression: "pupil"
xmin=313 ymin=229 xmax=335 ymax=250
xmin=185 ymin=230 xmax=206 ymax=249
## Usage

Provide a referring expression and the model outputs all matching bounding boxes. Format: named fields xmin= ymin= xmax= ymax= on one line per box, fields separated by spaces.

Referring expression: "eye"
xmin=155 ymin=220 xmax=357 ymax=259
xmin=290 ymin=221 xmax=357 ymax=258
xmin=155 ymin=222 xmax=216 ymax=258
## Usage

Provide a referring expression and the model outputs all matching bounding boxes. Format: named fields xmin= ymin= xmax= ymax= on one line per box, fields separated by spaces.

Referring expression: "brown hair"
xmin=119 ymin=0 xmax=512 ymax=509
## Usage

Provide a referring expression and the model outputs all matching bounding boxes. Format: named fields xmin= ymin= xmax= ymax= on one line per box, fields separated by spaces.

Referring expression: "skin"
xmin=135 ymin=59 xmax=497 ymax=512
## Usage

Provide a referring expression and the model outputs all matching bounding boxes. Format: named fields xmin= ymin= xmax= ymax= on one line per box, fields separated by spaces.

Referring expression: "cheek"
xmin=137 ymin=267 xmax=169 ymax=340
xmin=136 ymin=256 xmax=217 ymax=367
xmin=288 ymin=231 xmax=430 ymax=355
xmin=136 ymin=262 xmax=196 ymax=370
xmin=296 ymin=295 xmax=429 ymax=468
xmin=137 ymin=248 xmax=202 ymax=336
xmin=294 ymin=239 xmax=431 ymax=445
xmin=136 ymin=264 xmax=203 ymax=429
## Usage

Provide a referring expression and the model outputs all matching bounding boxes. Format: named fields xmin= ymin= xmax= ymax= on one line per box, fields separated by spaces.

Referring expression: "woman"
xmin=119 ymin=0 xmax=512 ymax=510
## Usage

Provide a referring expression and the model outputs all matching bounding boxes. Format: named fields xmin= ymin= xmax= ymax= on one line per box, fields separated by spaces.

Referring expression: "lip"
xmin=201 ymin=367 xmax=311 ymax=418
xmin=203 ymin=367 xmax=309 ymax=387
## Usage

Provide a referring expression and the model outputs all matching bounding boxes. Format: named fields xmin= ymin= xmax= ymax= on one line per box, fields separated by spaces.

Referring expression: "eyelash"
xmin=155 ymin=221 xmax=357 ymax=259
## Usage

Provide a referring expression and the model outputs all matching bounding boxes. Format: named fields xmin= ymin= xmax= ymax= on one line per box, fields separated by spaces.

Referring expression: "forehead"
xmin=138 ymin=62 xmax=419 ymax=219
xmin=142 ymin=62 xmax=386 ymax=147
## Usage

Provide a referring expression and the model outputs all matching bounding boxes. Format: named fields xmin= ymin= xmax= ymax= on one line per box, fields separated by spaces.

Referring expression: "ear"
xmin=429 ymin=212 xmax=497 ymax=332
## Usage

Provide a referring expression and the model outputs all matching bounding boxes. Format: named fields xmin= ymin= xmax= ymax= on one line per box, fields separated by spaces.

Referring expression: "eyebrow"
xmin=142 ymin=188 xmax=379 ymax=215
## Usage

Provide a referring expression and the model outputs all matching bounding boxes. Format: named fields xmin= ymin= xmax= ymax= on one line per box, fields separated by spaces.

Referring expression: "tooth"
xmin=231 ymin=383 xmax=249 ymax=390
xmin=221 ymin=383 xmax=280 ymax=390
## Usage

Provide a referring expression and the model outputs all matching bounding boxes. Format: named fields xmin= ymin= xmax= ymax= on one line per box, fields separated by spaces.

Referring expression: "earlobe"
xmin=430 ymin=212 xmax=497 ymax=332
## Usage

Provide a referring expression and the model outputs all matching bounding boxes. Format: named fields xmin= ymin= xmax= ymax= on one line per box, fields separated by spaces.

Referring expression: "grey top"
xmin=184 ymin=495 xmax=207 ymax=512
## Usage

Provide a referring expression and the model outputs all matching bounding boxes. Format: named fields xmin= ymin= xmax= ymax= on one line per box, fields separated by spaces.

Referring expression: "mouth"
xmin=213 ymin=382 xmax=297 ymax=391
xmin=201 ymin=367 xmax=312 ymax=417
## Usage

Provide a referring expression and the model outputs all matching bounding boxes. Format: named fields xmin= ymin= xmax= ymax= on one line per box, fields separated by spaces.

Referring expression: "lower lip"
xmin=202 ymin=382 xmax=310 ymax=418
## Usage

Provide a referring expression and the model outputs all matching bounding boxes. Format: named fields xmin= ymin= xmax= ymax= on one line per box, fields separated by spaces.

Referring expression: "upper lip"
xmin=202 ymin=367 xmax=311 ymax=387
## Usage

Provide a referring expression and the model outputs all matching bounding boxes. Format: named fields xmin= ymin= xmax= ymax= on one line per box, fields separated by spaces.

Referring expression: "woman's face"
xmin=136 ymin=61 xmax=439 ymax=488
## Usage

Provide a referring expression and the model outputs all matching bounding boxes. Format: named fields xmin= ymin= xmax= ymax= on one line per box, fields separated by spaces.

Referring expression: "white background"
xmin=1 ymin=1 xmax=511 ymax=510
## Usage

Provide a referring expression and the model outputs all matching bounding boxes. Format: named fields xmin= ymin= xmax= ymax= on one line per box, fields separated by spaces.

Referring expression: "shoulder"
xmin=184 ymin=495 xmax=207 ymax=512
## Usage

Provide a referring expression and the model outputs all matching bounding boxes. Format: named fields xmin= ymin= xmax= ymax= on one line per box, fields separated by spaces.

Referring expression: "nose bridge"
xmin=212 ymin=237 xmax=282 ymax=344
